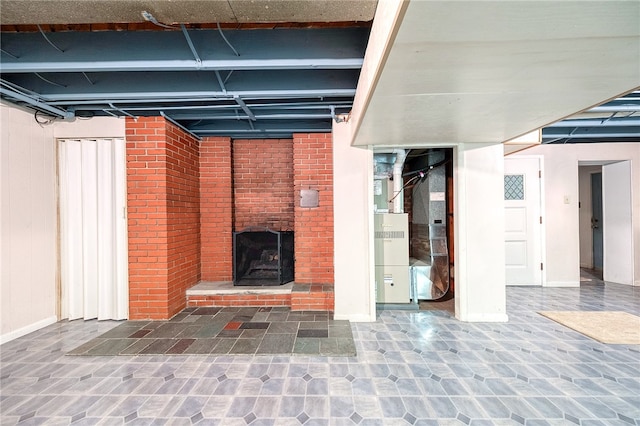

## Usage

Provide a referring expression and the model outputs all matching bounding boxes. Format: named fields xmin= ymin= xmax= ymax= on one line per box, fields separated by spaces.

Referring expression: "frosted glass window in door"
xmin=504 ymin=174 xmax=525 ymax=200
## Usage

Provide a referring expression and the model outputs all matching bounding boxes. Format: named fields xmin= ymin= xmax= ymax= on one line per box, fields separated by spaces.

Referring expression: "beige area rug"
xmin=538 ymin=311 xmax=640 ymax=345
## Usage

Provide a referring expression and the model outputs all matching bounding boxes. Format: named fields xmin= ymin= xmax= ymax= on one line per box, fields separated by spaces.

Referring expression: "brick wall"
xmin=187 ymin=293 xmax=291 ymax=308
xmin=233 ymin=139 xmax=294 ymax=231
xmin=127 ymin=126 xmax=335 ymax=315
xmin=126 ymin=117 xmax=200 ymax=319
xmin=293 ymin=133 xmax=334 ymax=285
xmin=200 ymin=137 xmax=233 ymax=281
xmin=165 ymin=122 xmax=201 ymax=316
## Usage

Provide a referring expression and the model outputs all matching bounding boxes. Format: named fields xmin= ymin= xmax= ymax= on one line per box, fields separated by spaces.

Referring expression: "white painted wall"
xmin=1 ymin=103 xmax=57 ymax=344
xmin=513 ymin=143 xmax=640 ymax=287
xmin=603 ymin=161 xmax=634 ymax=285
xmin=333 ymin=120 xmax=376 ymax=321
xmin=578 ymin=165 xmax=601 ymax=268
xmin=455 ymin=143 xmax=508 ymax=322
xmin=1 ymin=103 xmax=126 ymax=344
xmin=54 ymin=117 xmax=125 ymax=139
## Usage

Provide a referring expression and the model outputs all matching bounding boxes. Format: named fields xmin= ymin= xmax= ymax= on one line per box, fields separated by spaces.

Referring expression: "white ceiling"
xmin=353 ymin=1 xmax=640 ymax=147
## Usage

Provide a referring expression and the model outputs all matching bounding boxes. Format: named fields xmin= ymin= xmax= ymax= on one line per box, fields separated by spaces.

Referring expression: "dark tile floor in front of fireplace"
xmin=68 ymin=307 xmax=356 ymax=357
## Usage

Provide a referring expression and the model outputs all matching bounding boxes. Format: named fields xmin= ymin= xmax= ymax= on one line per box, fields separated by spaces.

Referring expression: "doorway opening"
xmin=58 ymin=138 xmax=129 ymax=321
xmin=579 ymin=165 xmax=603 ymax=280
xmin=578 ymin=161 xmax=634 ymax=285
xmin=373 ymin=148 xmax=454 ymax=315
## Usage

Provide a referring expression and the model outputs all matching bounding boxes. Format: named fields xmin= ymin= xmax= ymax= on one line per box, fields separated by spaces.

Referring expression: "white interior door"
xmin=504 ymin=157 xmax=542 ymax=286
xmin=59 ymin=138 xmax=128 ymax=320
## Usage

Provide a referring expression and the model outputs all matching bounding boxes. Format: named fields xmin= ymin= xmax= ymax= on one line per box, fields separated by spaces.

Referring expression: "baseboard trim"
xmin=457 ymin=313 xmax=509 ymax=323
xmin=545 ymin=281 xmax=580 ymax=287
xmin=1 ymin=316 xmax=57 ymax=345
xmin=333 ymin=313 xmax=376 ymax=322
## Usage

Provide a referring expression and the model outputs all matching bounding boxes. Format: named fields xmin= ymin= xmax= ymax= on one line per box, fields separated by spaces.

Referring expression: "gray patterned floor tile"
xmin=424 ymin=396 xmax=458 ymax=419
xmin=2 ymin=275 xmax=639 ymax=425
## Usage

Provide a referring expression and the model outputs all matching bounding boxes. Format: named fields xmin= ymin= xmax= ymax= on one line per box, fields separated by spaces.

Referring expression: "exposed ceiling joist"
xmin=0 ymin=28 xmax=368 ymax=72
xmin=0 ymin=25 xmax=365 ymax=138
xmin=1 ymin=1 xmax=639 ymax=142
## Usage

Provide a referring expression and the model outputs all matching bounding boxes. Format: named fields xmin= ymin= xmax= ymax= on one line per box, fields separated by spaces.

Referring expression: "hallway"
xmin=1 ymin=281 xmax=639 ymax=425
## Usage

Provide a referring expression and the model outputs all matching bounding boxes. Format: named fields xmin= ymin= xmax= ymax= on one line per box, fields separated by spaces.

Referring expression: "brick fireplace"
xmin=126 ymin=117 xmax=334 ymax=320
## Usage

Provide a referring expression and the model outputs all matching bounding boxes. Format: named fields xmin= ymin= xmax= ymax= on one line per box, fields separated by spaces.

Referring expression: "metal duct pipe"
xmin=546 ymin=118 xmax=640 ymax=128
xmin=543 ymin=132 xmax=640 ymax=139
xmin=392 ymin=149 xmax=407 ymax=213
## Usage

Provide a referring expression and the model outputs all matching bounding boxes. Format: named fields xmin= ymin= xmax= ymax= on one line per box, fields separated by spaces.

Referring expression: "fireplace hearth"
xmin=233 ymin=229 xmax=294 ymax=286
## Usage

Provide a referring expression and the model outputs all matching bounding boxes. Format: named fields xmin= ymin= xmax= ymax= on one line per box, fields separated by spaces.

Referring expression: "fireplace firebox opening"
xmin=233 ymin=229 xmax=294 ymax=286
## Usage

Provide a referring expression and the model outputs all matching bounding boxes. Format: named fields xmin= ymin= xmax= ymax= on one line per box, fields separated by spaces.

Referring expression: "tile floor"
xmin=1 ymin=278 xmax=639 ymax=425
xmin=67 ymin=307 xmax=356 ymax=357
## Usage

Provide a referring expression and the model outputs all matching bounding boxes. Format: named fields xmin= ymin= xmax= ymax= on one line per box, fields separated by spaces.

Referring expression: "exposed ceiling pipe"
xmin=108 ymin=102 xmax=136 ymax=119
xmin=48 ymin=100 xmax=353 ymax=108
xmin=0 ymin=86 xmax=74 ymax=119
xmin=194 ymin=128 xmax=328 ymax=134
xmin=392 ymin=149 xmax=407 ymax=214
xmin=330 ymin=105 xmax=345 ymax=123
xmin=543 ymin=132 xmax=640 ymax=139
xmin=170 ymin=113 xmax=334 ymax=120
xmin=546 ymin=118 xmax=640 ymax=127
xmin=36 ymin=89 xmax=357 ymax=102
xmin=586 ymin=105 xmax=640 ymax=113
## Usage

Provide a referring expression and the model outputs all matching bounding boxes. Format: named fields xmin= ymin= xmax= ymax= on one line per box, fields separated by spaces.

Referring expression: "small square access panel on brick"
xmin=300 ymin=189 xmax=319 ymax=208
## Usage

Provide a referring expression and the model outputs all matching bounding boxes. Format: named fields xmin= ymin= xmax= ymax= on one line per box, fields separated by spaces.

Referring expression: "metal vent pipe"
xmin=392 ymin=149 xmax=407 ymax=213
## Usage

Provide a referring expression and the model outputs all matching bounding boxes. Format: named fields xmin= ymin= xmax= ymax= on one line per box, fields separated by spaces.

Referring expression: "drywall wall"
xmin=53 ymin=116 xmax=126 ymax=138
xmin=1 ymin=104 xmax=126 ymax=344
xmin=513 ymin=143 xmax=640 ymax=287
xmin=333 ymin=120 xmax=376 ymax=321
xmin=1 ymin=103 xmax=57 ymax=343
xmin=455 ymin=143 xmax=508 ymax=322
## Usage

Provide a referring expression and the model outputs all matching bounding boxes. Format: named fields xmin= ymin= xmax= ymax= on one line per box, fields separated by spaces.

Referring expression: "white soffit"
xmin=352 ymin=1 xmax=640 ymax=147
